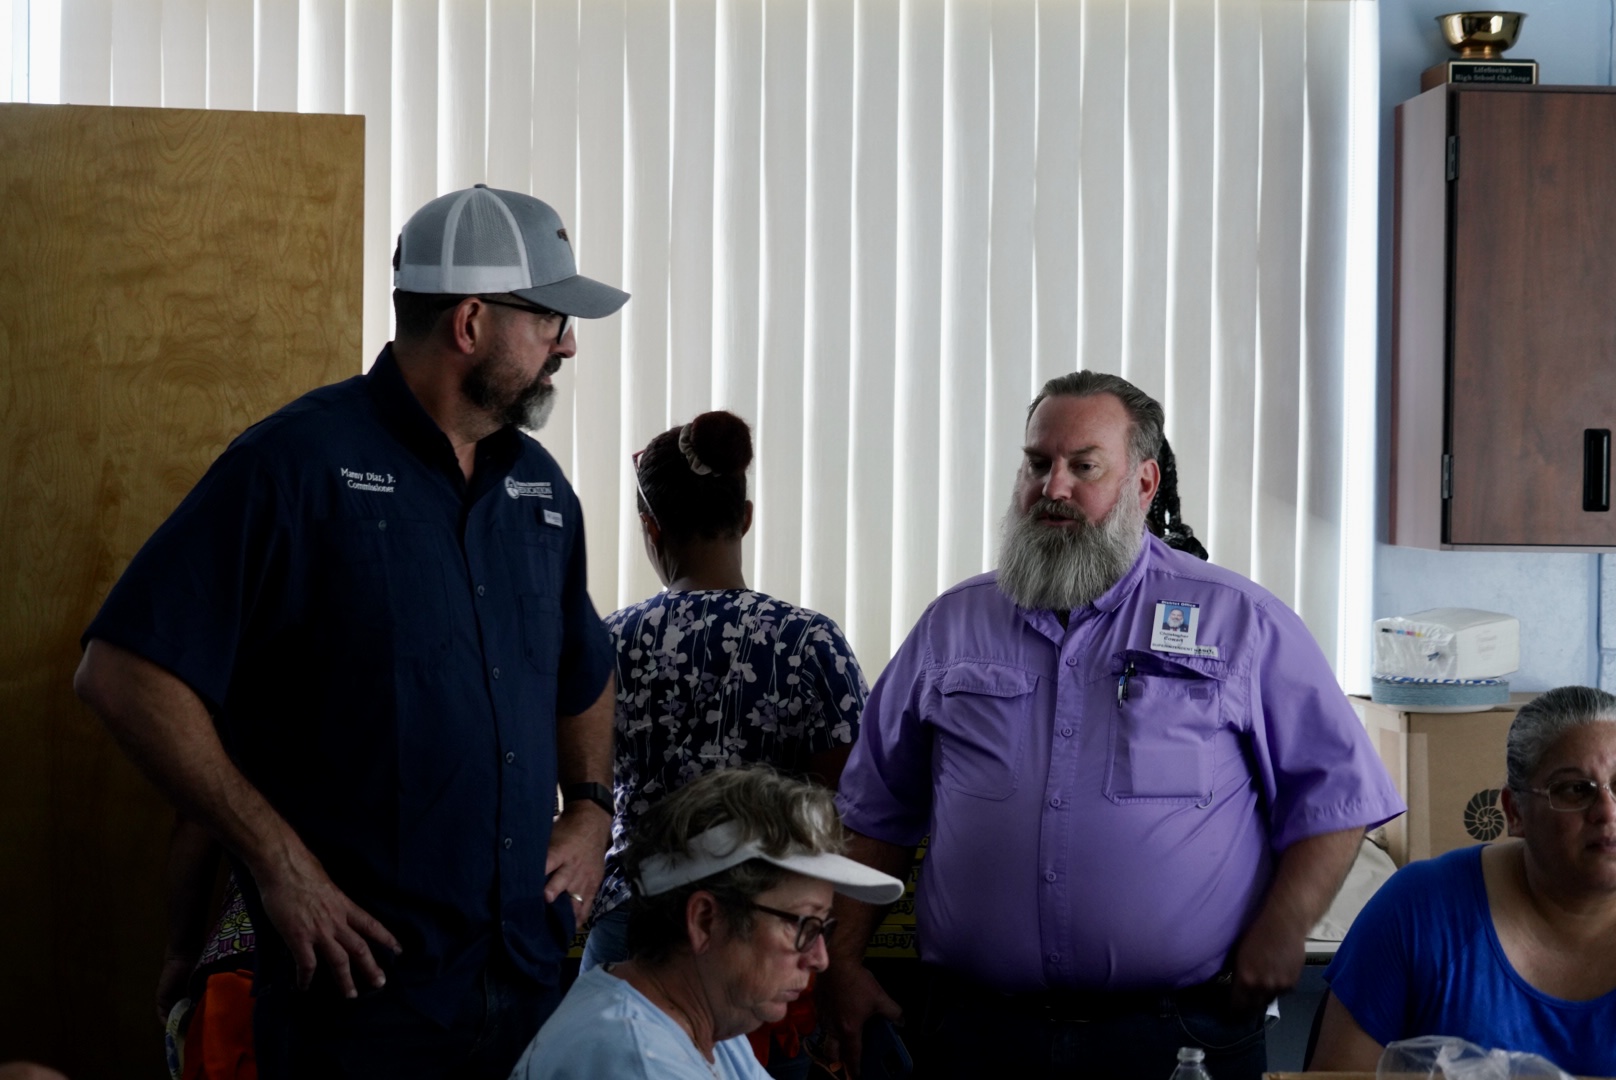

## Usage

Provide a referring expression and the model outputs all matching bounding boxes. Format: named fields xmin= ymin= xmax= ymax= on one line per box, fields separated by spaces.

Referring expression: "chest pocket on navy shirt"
xmin=934 ymin=662 xmax=1034 ymax=801
xmin=1103 ymin=650 xmax=1222 ymax=804
xmin=517 ymin=523 xmax=563 ymax=675
xmin=516 ymin=519 xmax=562 ymax=598
xmin=521 ymin=594 xmax=562 ymax=676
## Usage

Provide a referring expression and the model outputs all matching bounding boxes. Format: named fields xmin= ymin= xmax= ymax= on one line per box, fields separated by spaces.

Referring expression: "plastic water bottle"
xmin=1168 ymin=1047 xmax=1212 ymax=1080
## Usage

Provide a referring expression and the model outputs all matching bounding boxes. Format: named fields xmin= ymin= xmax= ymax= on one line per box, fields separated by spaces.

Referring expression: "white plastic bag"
xmin=1378 ymin=1036 xmax=1573 ymax=1080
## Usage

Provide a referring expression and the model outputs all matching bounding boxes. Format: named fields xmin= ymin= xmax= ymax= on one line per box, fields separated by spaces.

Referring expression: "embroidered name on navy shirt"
xmin=340 ymin=466 xmax=395 ymax=493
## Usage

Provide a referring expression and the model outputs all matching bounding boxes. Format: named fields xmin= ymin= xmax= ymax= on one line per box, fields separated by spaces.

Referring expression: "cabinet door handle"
xmin=1585 ymin=429 xmax=1611 ymax=513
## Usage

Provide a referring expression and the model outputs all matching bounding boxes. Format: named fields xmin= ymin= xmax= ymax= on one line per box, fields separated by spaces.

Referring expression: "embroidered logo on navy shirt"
xmin=505 ymin=478 xmax=553 ymax=500
xmin=340 ymin=467 xmax=395 ymax=493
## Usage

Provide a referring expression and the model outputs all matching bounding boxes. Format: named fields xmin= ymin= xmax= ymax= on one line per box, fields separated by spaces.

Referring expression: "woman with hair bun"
xmin=581 ymin=411 xmax=868 ymax=1080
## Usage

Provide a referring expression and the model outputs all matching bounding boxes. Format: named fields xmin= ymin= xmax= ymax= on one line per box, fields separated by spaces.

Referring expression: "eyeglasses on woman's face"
xmin=746 ymin=901 xmax=836 ymax=953
xmin=629 ymin=448 xmax=659 ymax=527
xmin=1522 ymin=776 xmax=1616 ymax=812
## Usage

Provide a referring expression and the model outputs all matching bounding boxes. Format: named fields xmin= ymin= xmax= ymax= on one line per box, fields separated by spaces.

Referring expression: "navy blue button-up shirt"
xmin=85 ymin=347 xmax=613 ymax=1021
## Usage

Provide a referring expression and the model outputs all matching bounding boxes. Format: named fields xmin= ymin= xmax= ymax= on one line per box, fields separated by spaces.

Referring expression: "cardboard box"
xmin=1351 ymin=694 xmax=1533 ymax=866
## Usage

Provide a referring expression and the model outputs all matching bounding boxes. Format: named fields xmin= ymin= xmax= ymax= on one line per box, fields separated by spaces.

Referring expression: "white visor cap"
xmin=637 ymin=821 xmax=905 ymax=905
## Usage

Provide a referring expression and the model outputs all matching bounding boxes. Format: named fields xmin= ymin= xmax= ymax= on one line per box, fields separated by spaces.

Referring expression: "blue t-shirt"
xmin=509 ymin=966 xmax=769 ymax=1080
xmin=593 ymin=589 xmax=865 ymax=919
xmin=84 ymin=347 xmax=613 ymax=1022
xmin=1325 ymin=844 xmax=1616 ymax=1074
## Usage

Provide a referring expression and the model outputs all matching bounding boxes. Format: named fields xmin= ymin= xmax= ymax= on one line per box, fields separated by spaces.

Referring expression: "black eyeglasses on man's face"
xmin=747 ymin=902 xmax=836 ymax=953
xmin=475 ymin=295 xmax=573 ymax=341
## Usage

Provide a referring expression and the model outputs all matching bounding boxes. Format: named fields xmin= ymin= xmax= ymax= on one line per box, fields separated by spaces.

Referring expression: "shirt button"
xmin=1044 ymin=871 xmax=1057 ymax=883
xmin=492 ymin=667 xmax=501 ymax=680
xmin=1061 ymin=727 xmax=1073 ymax=737
xmin=377 ymin=519 xmax=387 ymax=531
xmin=1065 ymin=657 xmax=1077 ymax=667
xmin=1049 ymin=796 xmax=1062 ymax=808
xmin=1048 ymin=953 xmax=1060 ymax=964
xmin=503 ymin=837 xmax=513 ymax=849
xmin=477 ymin=584 xmax=486 ymax=597
xmin=505 ymin=751 xmax=515 ymax=764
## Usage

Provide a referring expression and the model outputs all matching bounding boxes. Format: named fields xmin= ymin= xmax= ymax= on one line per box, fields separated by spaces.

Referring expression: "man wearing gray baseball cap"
xmin=76 ymin=186 xmax=629 ymax=1079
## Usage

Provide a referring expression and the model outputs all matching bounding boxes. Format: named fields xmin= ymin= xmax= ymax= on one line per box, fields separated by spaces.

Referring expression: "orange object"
xmin=181 ymin=971 xmax=257 ymax=1080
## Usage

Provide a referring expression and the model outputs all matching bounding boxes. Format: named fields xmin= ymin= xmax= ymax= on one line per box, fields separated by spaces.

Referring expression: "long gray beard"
xmin=996 ymin=491 xmax=1146 ymax=612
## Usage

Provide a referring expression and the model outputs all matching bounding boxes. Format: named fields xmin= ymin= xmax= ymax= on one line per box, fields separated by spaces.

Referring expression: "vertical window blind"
xmin=23 ymin=0 xmax=1379 ymax=684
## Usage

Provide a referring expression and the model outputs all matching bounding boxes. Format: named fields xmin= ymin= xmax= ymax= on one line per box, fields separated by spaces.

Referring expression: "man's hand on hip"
xmin=550 ymin=675 xmax=616 ymax=925
xmin=544 ymin=801 xmax=612 ymax=925
xmin=253 ymin=843 xmax=401 ymax=998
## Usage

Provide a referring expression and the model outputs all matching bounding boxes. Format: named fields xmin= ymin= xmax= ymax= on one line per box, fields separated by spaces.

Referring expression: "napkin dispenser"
xmin=1373 ymin=607 xmax=1520 ymax=681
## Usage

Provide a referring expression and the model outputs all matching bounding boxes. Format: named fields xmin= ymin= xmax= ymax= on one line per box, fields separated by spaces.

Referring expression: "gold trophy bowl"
xmin=1436 ymin=11 xmax=1526 ymax=59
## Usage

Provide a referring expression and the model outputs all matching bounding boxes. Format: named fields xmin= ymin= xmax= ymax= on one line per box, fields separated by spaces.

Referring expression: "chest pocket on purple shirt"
xmin=1104 ymin=651 xmax=1222 ymax=804
xmin=934 ymin=662 xmax=1034 ymax=801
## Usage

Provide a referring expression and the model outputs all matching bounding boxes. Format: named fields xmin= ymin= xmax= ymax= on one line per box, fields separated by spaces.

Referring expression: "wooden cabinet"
xmin=1391 ymin=84 xmax=1616 ymax=550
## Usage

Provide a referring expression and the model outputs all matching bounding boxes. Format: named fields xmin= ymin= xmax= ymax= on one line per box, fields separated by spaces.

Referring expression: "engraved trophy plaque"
xmin=1422 ymin=12 xmax=1538 ymax=91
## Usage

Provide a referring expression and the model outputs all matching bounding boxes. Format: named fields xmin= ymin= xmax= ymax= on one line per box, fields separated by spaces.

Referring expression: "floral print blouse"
xmin=592 ymin=588 xmax=867 ymax=919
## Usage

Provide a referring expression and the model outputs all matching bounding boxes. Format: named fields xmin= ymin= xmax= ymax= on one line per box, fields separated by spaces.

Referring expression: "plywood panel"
xmin=0 ymin=103 xmax=363 ymax=1078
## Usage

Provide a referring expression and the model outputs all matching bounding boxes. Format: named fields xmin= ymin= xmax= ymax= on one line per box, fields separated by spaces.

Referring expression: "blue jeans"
xmin=914 ymin=970 xmax=1270 ymax=1080
xmin=579 ymin=905 xmax=631 ymax=973
xmin=254 ymin=948 xmax=559 ymax=1080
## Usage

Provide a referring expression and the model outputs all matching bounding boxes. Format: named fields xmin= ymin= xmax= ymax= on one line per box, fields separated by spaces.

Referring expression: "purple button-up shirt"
xmin=837 ymin=534 xmax=1404 ymax=993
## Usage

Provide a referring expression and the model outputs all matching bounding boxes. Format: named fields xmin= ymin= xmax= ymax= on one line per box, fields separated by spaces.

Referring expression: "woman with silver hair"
xmin=1312 ymin=686 xmax=1616 ymax=1072
xmin=509 ymin=767 xmax=903 ymax=1080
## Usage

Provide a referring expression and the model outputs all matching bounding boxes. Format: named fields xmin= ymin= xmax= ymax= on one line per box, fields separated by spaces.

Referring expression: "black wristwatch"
xmin=561 ymin=782 xmax=614 ymax=817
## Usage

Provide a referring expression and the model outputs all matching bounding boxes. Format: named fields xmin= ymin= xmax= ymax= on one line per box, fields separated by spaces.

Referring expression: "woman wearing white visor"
xmin=509 ymin=767 xmax=904 ymax=1080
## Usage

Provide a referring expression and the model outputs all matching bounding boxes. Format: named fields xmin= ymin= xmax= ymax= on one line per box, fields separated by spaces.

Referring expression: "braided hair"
xmin=634 ymin=410 xmax=753 ymax=542
xmin=1146 ymin=437 xmax=1208 ymax=561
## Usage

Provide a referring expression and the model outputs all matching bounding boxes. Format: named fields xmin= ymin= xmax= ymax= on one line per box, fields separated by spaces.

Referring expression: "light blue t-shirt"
xmin=507 ymin=966 xmax=771 ymax=1080
xmin=1325 ymin=844 xmax=1616 ymax=1075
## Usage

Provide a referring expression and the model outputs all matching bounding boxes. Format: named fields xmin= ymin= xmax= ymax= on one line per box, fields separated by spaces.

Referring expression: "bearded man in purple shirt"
xmin=821 ymin=372 xmax=1404 ymax=1080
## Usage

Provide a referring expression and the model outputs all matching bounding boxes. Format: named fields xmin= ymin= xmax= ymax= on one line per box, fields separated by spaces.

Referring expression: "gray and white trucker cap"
xmin=393 ymin=184 xmax=629 ymax=318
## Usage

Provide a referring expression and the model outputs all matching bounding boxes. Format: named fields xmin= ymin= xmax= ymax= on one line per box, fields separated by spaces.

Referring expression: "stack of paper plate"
xmin=1370 ymin=675 xmax=1509 ymax=712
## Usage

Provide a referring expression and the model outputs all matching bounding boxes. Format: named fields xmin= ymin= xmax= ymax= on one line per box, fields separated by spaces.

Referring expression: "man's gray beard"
xmin=513 ymin=385 xmax=555 ymax=431
xmin=462 ymin=350 xmax=557 ymax=431
xmin=996 ymin=490 xmax=1147 ymax=612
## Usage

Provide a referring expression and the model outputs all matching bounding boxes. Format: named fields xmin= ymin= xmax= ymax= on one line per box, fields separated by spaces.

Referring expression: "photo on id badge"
xmin=1151 ymin=600 xmax=1200 ymax=655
